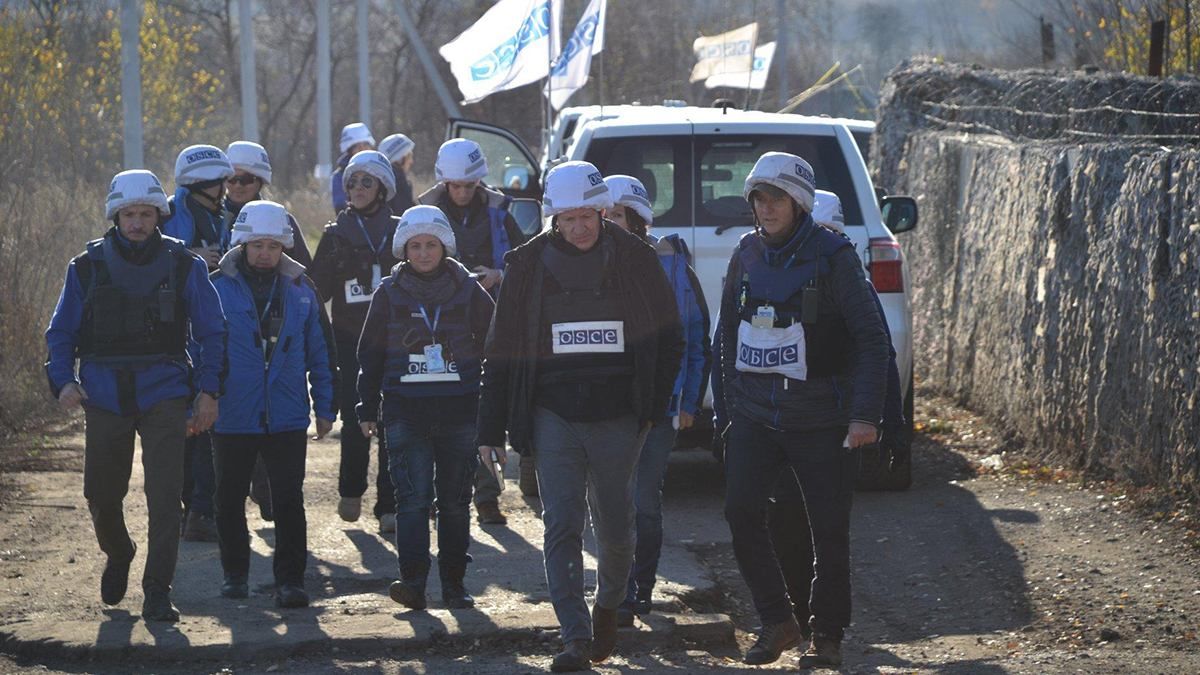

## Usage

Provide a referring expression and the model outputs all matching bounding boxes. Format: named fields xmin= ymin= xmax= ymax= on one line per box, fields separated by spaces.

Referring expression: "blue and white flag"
xmin=440 ymin=0 xmax=563 ymax=104
xmin=544 ymin=0 xmax=606 ymax=110
xmin=705 ymin=41 xmax=776 ymax=90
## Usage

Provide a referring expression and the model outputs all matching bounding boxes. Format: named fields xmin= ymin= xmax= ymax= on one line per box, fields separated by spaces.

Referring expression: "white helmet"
xmin=343 ymin=150 xmax=397 ymax=202
xmin=339 ymin=122 xmax=376 ymax=154
xmin=230 ymin=200 xmax=294 ymax=249
xmin=543 ymin=161 xmax=612 ymax=217
xmin=812 ymin=190 xmax=845 ymax=233
xmin=743 ymin=151 xmax=815 ymax=214
xmin=434 ymin=138 xmax=488 ymax=183
xmin=603 ymin=175 xmax=653 ymax=225
xmin=105 ymin=169 xmax=170 ymax=219
xmin=392 ymin=205 xmax=457 ymax=259
xmin=226 ymin=141 xmax=272 ymax=184
xmin=174 ymin=144 xmax=235 ymax=186
xmin=379 ymin=133 xmax=415 ymax=164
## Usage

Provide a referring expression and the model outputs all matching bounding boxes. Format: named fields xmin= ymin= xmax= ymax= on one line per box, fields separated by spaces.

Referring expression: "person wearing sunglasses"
xmin=418 ymin=138 xmax=527 ymax=527
xmin=223 ymin=141 xmax=313 ymax=269
xmin=331 ymin=122 xmax=376 ymax=214
xmin=309 ymin=150 xmax=401 ymax=535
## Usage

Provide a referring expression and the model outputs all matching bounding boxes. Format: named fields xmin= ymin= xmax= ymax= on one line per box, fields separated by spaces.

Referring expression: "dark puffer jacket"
xmin=475 ymin=222 xmax=684 ymax=452
xmin=715 ymin=221 xmax=889 ymax=432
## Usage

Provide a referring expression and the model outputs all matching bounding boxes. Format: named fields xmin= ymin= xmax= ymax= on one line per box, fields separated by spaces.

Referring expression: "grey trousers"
xmin=532 ymin=406 xmax=645 ymax=644
xmin=83 ymin=397 xmax=187 ymax=595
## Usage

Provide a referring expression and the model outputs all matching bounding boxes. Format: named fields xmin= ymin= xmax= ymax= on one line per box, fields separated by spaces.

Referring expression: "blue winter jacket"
xmin=45 ymin=228 xmax=227 ymax=416
xmin=330 ymin=151 xmax=353 ymax=213
xmin=651 ymin=234 xmax=711 ymax=418
xmin=162 ymin=188 xmax=226 ymax=250
xmin=210 ymin=248 xmax=337 ymax=434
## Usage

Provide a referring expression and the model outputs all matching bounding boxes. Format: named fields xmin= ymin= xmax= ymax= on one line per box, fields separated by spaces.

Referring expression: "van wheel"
xmin=856 ymin=372 xmax=914 ymax=492
xmin=518 ymin=454 xmax=539 ymax=497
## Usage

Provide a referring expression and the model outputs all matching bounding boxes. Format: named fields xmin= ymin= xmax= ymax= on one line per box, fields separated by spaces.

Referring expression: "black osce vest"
xmin=76 ymin=233 xmax=190 ymax=364
xmin=536 ymin=236 xmax=632 ymax=385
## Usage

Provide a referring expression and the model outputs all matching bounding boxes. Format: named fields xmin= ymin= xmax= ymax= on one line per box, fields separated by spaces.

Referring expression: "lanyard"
xmin=354 ymin=214 xmax=388 ymax=261
xmin=259 ymin=274 xmax=280 ymax=326
xmin=417 ymin=304 xmax=442 ymax=344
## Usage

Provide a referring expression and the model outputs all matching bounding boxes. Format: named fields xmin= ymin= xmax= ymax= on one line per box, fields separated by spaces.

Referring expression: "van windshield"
xmin=584 ymin=133 xmax=863 ymax=229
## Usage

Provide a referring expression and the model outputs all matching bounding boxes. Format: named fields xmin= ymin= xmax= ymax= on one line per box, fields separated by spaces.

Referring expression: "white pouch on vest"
xmin=551 ymin=321 xmax=625 ymax=354
xmin=735 ymin=319 xmax=808 ymax=381
xmin=400 ymin=354 xmax=461 ymax=383
xmin=344 ymin=264 xmax=382 ymax=304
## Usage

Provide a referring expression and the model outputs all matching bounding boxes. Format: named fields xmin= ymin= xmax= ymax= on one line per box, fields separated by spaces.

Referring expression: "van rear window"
xmin=584 ymin=133 xmax=862 ymax=228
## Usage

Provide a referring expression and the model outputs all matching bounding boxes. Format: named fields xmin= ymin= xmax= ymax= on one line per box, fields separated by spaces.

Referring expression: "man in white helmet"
xmin=159 ymin=144 xmax=235 ymax=543
xmin=418 ymin=138 xmax=527 ymax=526
xmin=331 ymin=122 xmax=376 ymax=214
xmin=209 ymin=200 xmax=337 ymax=609
xmin=378 ymin=133 xmax=416 ymax=215
xmin=162 ymin=144 xmax=236 ymax=271
xmin=476 ymin=161 xmax=683 ymax=671
xmin=711 ymin=153 xmax=890 ymax=667
xmin=45 ymin=170 xmax=227 ymax=622
xmin=309 ymin=150 xmax=400 ymax=533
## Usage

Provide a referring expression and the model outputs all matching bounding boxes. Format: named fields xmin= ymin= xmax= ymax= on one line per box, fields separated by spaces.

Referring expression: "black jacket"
xmin=308 ymin=206 xmax=401 ymax=346
xmin=475 ymin=221 xmax=684 ymax=451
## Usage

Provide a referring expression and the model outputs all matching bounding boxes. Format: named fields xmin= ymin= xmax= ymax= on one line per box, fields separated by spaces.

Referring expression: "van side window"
xmin=583 ymin=136 xmax=690 ymax=228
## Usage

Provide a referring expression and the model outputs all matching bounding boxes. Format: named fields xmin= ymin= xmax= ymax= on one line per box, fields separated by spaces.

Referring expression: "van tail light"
xmin=869 ymin=238 xmax=904 ymax=293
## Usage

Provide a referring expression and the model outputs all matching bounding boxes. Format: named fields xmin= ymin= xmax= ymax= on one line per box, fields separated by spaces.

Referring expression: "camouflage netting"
xmin=873 ymin=59 xmax=1200 ymax=494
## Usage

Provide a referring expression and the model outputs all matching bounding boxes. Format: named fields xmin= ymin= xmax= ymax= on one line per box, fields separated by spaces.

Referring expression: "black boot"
xmin=142 ymin=589 xmax=180 ymax=623
xmin=743 ymin=616 xmax=803 ymax=665
xmin=438 ymin=560 xmax=475 ymax=609
xmin=100 ymin=542 xmax=136 ymax=605
xmin=389 ymin=560 xmax=429 ymax=610
xmin=221 ymin=574 xmax=249 ymax=599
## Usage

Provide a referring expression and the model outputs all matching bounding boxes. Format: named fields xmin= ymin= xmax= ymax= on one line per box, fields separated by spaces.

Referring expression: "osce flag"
xmin=689 ymin=22 xmax=757 ymax=82
xmin=440 ymin=0 xmax=564 ymax=104
xmin=705 ymin=41 xmax=776 ymax=90
xmin=544 ymin=0 xmax=606 ymax=110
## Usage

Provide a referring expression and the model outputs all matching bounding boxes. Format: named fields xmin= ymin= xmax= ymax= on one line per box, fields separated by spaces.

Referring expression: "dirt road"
xmin=1 ymin=390 xmax=1198 ymax=673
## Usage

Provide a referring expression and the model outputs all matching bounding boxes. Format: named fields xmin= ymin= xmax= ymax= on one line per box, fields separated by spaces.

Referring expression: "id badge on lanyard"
xmin=418 ymin=305 xmax=446 ymax=373
xmin=344 ymin=215 xmax=386 ymax=303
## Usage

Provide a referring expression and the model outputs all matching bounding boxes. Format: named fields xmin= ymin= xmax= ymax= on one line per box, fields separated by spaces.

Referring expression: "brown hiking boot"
xmin=475 ymin=500 xmax=508 ymax=525
xmin=743 ymin=616 xmax=803 ymax=665
xmin=798 ymin=634 xmax=843 ymax=668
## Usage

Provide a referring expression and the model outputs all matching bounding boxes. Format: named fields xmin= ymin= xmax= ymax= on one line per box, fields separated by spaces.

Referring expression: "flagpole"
xmin=544 ymin=0 xmax=554 ymax=158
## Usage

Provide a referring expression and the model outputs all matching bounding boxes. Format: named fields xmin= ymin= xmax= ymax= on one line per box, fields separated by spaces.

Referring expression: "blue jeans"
xmin=383 ymin=414 xmax=478 ymax=569
xmin=624 ymin=419 xmax=676 ymax=605
xmin=532 ymin=407 xmax=646 ymax=645
xmin=182 ymin=431 xmax=214 ymax=518
xmin=723 ymin=416 xmax=857 ymax=638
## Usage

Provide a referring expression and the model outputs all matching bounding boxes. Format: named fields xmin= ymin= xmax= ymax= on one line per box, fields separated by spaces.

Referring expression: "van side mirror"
xmin=880 ymin=195 xmax=918 ymax=234
xmin=509 ymin=198 xmax=544 ymax=236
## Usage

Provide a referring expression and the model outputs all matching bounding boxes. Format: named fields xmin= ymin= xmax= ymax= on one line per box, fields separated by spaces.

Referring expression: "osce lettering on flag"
xmin=705 ymin=41 xmax=776 ymax=90
xmin=439 ymin=0 xmax=564 ymax=104
xmin=544 ymin=0 xmax=606 ymax=110
xmin=689 ymin=23 xmax=758 ymax=83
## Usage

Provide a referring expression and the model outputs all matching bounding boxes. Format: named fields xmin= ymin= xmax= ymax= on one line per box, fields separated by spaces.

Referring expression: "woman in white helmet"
xmin=604 ymin=175 xmax=712 ymax=627
xmin=309 ymin=149 xmax=400 ymax=534
xmin=355 ymin=205 xmax=496 ymax=612
xmin=475 ymin=161 xmax=683 ymax=671
xmin=209 ymin=200 xmax=337 ymax=609
xmin=379 ymin=133 xmax=416 ymax=215
xmin=712 ymin=152 xmax=890 ymax=668
xmin=331 ymin=122 xmax=376 ymax=214
xmin=161 ymin=144 xmax=235 ymax=270
xmin=222 ymin=141 xmax=313 ymax=268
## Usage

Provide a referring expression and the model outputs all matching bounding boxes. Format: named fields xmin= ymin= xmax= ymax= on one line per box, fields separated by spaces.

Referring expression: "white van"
xmin=449 ymin=107 xmax=918 ymax=490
